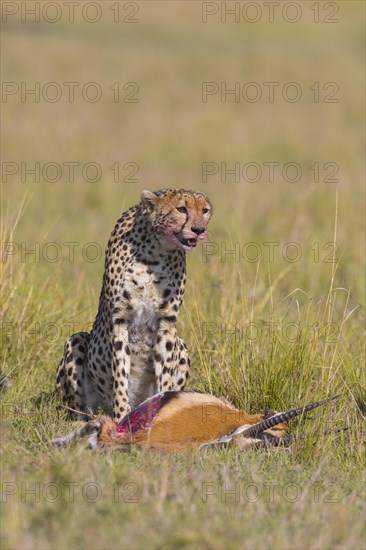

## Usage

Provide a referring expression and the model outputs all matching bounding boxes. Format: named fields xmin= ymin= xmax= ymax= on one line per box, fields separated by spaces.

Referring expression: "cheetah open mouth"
xmin=177 ymin=237 xmax=198 ymax=251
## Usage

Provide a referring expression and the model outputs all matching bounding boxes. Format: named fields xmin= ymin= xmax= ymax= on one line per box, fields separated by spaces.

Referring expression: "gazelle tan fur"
xmin=50 ymin=391 xmax=339 ymax=452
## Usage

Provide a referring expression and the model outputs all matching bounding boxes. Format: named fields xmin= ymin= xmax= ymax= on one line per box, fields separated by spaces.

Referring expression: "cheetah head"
xmin=141 ymin=189 xmax=212 ymax=252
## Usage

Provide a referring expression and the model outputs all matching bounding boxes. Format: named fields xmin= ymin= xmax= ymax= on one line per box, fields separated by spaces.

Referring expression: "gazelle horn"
xmin=240 ymin=394 xmax=340 ymax=439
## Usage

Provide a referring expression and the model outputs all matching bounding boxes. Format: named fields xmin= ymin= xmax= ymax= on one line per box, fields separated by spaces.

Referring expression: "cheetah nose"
xmin=191 ymin=227 xmax=205 ymax=236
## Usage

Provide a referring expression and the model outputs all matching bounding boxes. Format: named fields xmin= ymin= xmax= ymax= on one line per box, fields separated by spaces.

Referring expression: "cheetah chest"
xmin=124 ymin=272 xmax=165 ymax=407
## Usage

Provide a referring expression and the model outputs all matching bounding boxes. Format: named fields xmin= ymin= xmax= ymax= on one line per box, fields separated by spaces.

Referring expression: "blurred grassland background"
xmin=1 ymin=1 xmax=365 ymax=549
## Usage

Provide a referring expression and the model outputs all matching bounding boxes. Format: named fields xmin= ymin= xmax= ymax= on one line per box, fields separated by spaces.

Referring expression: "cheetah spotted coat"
xmin=56 ymin=189 xmax=212 ymax=421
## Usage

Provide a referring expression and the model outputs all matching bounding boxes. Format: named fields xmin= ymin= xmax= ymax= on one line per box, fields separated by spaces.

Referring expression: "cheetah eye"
xmin=176 ymin=206 xmax=188 ymax=215
xmin=202 ymin=207 xmax=210 ymax=214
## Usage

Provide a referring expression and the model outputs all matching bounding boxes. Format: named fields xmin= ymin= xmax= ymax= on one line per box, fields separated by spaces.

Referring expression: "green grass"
xmin=1 ymin=2 xmax=365 ymax=549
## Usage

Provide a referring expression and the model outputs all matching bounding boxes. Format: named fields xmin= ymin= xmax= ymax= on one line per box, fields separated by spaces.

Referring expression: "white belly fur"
xmin=127 ymin=300 xmax=158 ymax=409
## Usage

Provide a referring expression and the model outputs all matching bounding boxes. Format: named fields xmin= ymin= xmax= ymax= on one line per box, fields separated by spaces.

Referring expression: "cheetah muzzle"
xmin=56 ymin=188 xmax=212 ymax=422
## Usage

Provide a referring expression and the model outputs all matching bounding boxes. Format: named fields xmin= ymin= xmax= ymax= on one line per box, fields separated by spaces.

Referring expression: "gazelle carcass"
xmin=50 ymin=391 xmax=340 ymax=452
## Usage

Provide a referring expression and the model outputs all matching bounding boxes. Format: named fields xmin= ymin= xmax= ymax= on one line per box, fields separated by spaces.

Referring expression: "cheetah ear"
xmin=140 ymin=190 xmax=160 ymax=208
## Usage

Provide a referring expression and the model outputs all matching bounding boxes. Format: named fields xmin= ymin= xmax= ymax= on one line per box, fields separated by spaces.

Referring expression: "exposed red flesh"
xmin=116 ymin=392 xmax=173 ymax=435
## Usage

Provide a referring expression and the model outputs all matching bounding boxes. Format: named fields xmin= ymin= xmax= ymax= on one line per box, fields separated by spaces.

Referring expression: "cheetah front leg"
xmin=112 ymin=320 xmax=132 ymax=422
xmin=56 ymin=332 xmax=90 ymax=420
xmin=154 ymin=320 xmax=190 ymax=392
xmin=173 ymin=337 xmax=191 ymax=390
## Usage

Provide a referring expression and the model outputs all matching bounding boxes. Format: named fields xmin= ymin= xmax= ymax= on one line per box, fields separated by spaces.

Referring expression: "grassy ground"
xmin=1 ymin=2 xmax=365 ymax=549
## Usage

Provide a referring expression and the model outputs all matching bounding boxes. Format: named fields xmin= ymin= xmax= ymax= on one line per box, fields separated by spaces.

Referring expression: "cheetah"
xmin=56 ymin=189 xmax=212 ymax=421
